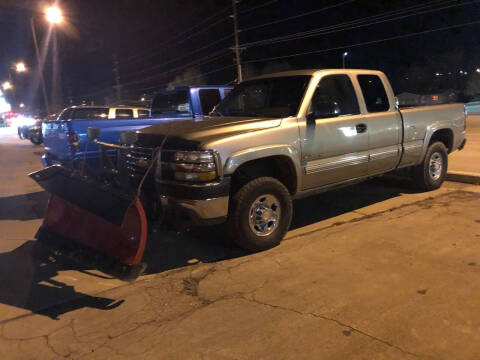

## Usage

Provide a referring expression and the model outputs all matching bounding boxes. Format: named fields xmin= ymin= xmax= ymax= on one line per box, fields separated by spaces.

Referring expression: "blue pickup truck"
xmin=41 ymin=86 xmax=232 ymax=167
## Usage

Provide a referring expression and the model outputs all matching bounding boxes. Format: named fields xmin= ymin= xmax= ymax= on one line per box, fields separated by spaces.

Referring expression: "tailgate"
xmin=42 ymin=120 xmax=72 ymax=161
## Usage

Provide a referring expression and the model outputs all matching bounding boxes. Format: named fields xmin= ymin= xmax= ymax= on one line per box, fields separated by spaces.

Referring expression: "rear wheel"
xmin=227 ymin=177 xmax=292 ymax=252
xmin=412 ymin=141 xmax=448 ymax=191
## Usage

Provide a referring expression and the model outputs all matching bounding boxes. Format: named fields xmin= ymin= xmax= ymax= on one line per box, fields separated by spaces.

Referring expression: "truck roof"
xmin=153 ymin=85 xmax=232 ymax=94
xmin=66 ymin=105 xmax=148 ymax=110
xmin=249 ymin=69 xmax=385 ymax=80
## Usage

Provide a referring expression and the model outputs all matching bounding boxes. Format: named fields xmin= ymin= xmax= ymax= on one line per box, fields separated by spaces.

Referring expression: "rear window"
xmin=71 ymin=108 xmax=109 ymax=120
xmin=357 ymin=75 xmax=390 ymax=112
xmin=151 ymin=90 xmax=190 ymax=116
xmin=115 ymin=109 xmax=133 ymax=118
xmin=199 ymin=89 xmax=221 ymax=115
xmin=138 ymin=109 xmax=150 ymax=118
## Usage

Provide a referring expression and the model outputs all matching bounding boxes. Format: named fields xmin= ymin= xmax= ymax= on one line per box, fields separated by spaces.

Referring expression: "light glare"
xmin=45 ymin=6 xmax=63 ymax=24
xmin=16 ymin=62 xmax=26 ymax=72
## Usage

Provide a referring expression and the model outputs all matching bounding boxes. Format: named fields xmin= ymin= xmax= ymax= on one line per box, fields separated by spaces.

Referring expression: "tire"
xmin=227 ymin=177 xmax=292 ymax=252
xmin=30 ymin=133 xmax=43 ymax=145
xmin=412 ymin=141 xmax=448 ymax=191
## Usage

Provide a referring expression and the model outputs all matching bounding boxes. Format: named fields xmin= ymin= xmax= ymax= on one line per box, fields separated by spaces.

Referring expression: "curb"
xmin=446 ymin=171 xmax=480 ymax=185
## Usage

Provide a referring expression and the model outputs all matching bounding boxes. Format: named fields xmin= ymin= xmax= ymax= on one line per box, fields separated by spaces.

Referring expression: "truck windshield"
xmin=151 ymin=91 xmax=191 ymax=116
xmin=215 ymin=76 xmax=311 ymax=118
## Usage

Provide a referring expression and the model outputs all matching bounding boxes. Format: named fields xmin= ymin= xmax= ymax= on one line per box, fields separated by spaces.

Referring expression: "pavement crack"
xmin=246 ymin=297 xmax=431 ymax=360
xmin=182 ymin=265 xmax=216 ymax=298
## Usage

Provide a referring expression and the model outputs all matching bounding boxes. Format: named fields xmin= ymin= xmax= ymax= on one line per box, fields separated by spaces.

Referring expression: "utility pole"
xmin=30 ymin=16 xmax=51 ymax=115
xmin=231 ymin=0 xmax=243 ymax=83
xmin=113 ymin=55 xmax=122 ymax=104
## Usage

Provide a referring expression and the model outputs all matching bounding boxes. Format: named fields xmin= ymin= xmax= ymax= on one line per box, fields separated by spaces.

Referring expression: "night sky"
xmin=1 ymin=0 xmax=479 ymax=113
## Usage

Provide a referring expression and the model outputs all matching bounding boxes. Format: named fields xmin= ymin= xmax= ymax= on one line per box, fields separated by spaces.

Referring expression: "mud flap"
xmin=30 ymin=165 xmax=148 ymax=280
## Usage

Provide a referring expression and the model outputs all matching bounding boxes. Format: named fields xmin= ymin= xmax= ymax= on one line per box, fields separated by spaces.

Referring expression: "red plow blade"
xmin=30 ymin=165 xmax=148 ymax=280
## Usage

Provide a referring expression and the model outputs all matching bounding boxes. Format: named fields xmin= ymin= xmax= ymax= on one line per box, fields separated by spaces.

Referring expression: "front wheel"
xmin=412 ymin=141 xmax=448 ymax=191
xmin=227 ymin=177 xmax=292 ymax=252
xmin=30 ymin=132 xmax=43 ymax=145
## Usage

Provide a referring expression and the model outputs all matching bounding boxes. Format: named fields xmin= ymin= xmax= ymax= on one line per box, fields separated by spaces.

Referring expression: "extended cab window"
xmin=199 ymin=89 xmax=221 ymax=115
xmin=311 ymin=75 xmax=359 ymax=118
xmin=115 ymin=109 xmax=133 ymax=118
xmin=138 ymin=109 xmax=150 ymax=118
xmin=71 ymin=108 xmax=109 ymax=119
xmin=357 ymin=75 xmax=390 ymax=112
xmin=151 ymin=91 xmax=191 ymax=116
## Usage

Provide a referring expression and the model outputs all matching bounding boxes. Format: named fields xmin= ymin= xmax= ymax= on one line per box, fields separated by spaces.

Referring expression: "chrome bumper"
xmin=160 ymin=195 xmax=229 ymax=226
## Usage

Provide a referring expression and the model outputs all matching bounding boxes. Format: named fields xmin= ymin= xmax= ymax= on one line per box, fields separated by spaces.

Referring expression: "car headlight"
xmin=171 ymin=151 xmax=218 ymax=182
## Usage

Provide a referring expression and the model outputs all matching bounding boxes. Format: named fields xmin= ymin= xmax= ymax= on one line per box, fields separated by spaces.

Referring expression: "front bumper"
xmin=160 ymin=195 xmax=229 ymax=227
xmin=458 ymin=138 xmax=467 ymax=151
xmin=157 ymin=177 xmax=231 ymax=227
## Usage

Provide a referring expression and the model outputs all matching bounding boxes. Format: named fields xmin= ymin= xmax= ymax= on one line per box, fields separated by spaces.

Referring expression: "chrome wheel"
xmin=429 ymin=152 xmax=443 ymax=181
xmin=248 ymin=194 xmax=281 ymax=237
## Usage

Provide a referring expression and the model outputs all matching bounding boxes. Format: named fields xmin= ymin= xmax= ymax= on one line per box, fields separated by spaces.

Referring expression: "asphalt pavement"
xmin=0 ymin=121 xmax=479 ymax=359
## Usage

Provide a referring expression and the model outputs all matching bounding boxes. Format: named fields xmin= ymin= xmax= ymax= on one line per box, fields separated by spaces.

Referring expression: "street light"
xmin=2 ymin=81 xmax=12 ymax=91
xmin=15 ymin=62 xmax=27 ymax=73
xmin=342 ymin=52 xmax=349 ymax=69
xmin=45 ymin=6 xmax=63 ymax=24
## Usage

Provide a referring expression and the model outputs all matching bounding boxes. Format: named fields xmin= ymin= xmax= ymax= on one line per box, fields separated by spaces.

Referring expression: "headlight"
xmin=174 ymin=151 xmax=214 ymax=163
xmin=171 ymin=151 xmax=218 ymax=182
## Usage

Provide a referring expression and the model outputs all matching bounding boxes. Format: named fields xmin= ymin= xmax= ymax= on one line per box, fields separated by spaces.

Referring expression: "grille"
xmin=124 ymin=146 xmax=155 ymax=181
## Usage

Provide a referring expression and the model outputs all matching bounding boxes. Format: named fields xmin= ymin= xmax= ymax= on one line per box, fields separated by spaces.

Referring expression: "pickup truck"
xmin=41 ymin=85 xmax=232 ymax=167
xmin=117 ymin=69 xmax=466 ymax=252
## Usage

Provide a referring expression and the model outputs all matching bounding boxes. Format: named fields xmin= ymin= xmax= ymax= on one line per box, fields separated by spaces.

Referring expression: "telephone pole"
xmin=113 ymin=55 xmax=122 ymax=103
xmin=30 ymin=16 xmax=51 ymax=114
xmin=231 ymin=0 xmax=243 ymax=83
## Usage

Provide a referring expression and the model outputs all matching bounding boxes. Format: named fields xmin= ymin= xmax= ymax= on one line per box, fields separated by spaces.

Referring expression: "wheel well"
xmin=230 ymin=156 xmax=297 ymax=195
xmin=429 ymin=129 xmax=453 ymax=153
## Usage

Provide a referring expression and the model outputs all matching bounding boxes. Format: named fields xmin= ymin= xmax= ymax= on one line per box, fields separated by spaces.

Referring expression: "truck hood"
xmin=136 ymin=116 xmax=282 ymax=150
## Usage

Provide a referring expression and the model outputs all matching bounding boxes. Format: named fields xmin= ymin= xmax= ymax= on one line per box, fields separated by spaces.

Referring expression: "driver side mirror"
xmin=311 ymin=101 xmax=340 ymax=119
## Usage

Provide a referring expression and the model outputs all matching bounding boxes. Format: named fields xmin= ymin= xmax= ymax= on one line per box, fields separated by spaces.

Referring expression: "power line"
xmin=122 ymin=34 xmax=233 ymax=80
xmin=241 ymin=0 xmax=355 ymax=33
xmin=121 ymin=4 xmax=231 ymax=65
xmin=243 ymin=20 xmax=480 ymax=64
xmin=121 ymin=50 xmax=231 ymax=87
xmin=240 ymin=0 xmax=467 ymax=47
xmin=127 ymin=64 xmax=236 ymax=93
xmin=238 ymin=0 xmax=278 ymax=15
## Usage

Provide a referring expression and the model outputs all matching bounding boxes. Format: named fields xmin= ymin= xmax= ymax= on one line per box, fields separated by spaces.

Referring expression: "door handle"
xmin=356 ymin=123 xmax=367 ymax=133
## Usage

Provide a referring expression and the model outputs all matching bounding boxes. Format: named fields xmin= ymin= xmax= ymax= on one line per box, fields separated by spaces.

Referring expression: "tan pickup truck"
xmin=123 ymin=69 xmax=466 ymax=252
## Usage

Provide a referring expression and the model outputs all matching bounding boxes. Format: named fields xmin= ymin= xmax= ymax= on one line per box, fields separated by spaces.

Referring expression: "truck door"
xmin=300 ymin=74 xmax=369 ymax=189
xmin=356 ymin=75 xmax=402 ymax=175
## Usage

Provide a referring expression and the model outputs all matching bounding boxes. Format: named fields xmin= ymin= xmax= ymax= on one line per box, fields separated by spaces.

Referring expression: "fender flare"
xmin=224 ymin=144 xmax=302 ymax=192
xmin=420 ymin=123 xmax=454 ymax=160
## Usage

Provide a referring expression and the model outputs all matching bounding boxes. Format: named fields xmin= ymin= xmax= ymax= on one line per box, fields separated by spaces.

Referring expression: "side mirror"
xmin=87 ymin=127 xmax=101 ymax=141
xmin=311 ymin=101 xmax=340 ymax=119
xmin=120 ymin=130 xmax=138 ymax=145
xmin=306 ymin=111 xmax=316 ymax=125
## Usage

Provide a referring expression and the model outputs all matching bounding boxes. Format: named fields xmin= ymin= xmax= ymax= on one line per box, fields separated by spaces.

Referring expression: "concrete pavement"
xmin=1 ymin=125 xmax=480 ymax=359
xmin=447 ymin=115 xmax=480 ymax=181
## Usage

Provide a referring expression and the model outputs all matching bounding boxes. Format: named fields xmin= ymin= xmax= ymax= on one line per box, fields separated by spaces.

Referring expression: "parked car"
xmin=465 ymin=101 xmax=480 ymax=115
xmin=30 ymin=69 xmax=466 ymax=279
xmin=18 ymin=115 xmax=46 ymax=145
xmin=41 ymin=86 xmax=231 ymax=167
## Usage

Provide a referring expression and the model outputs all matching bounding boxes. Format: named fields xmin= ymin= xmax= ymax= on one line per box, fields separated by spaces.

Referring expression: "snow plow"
xmin=30 ymin=129 xmax=160 ymax=281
